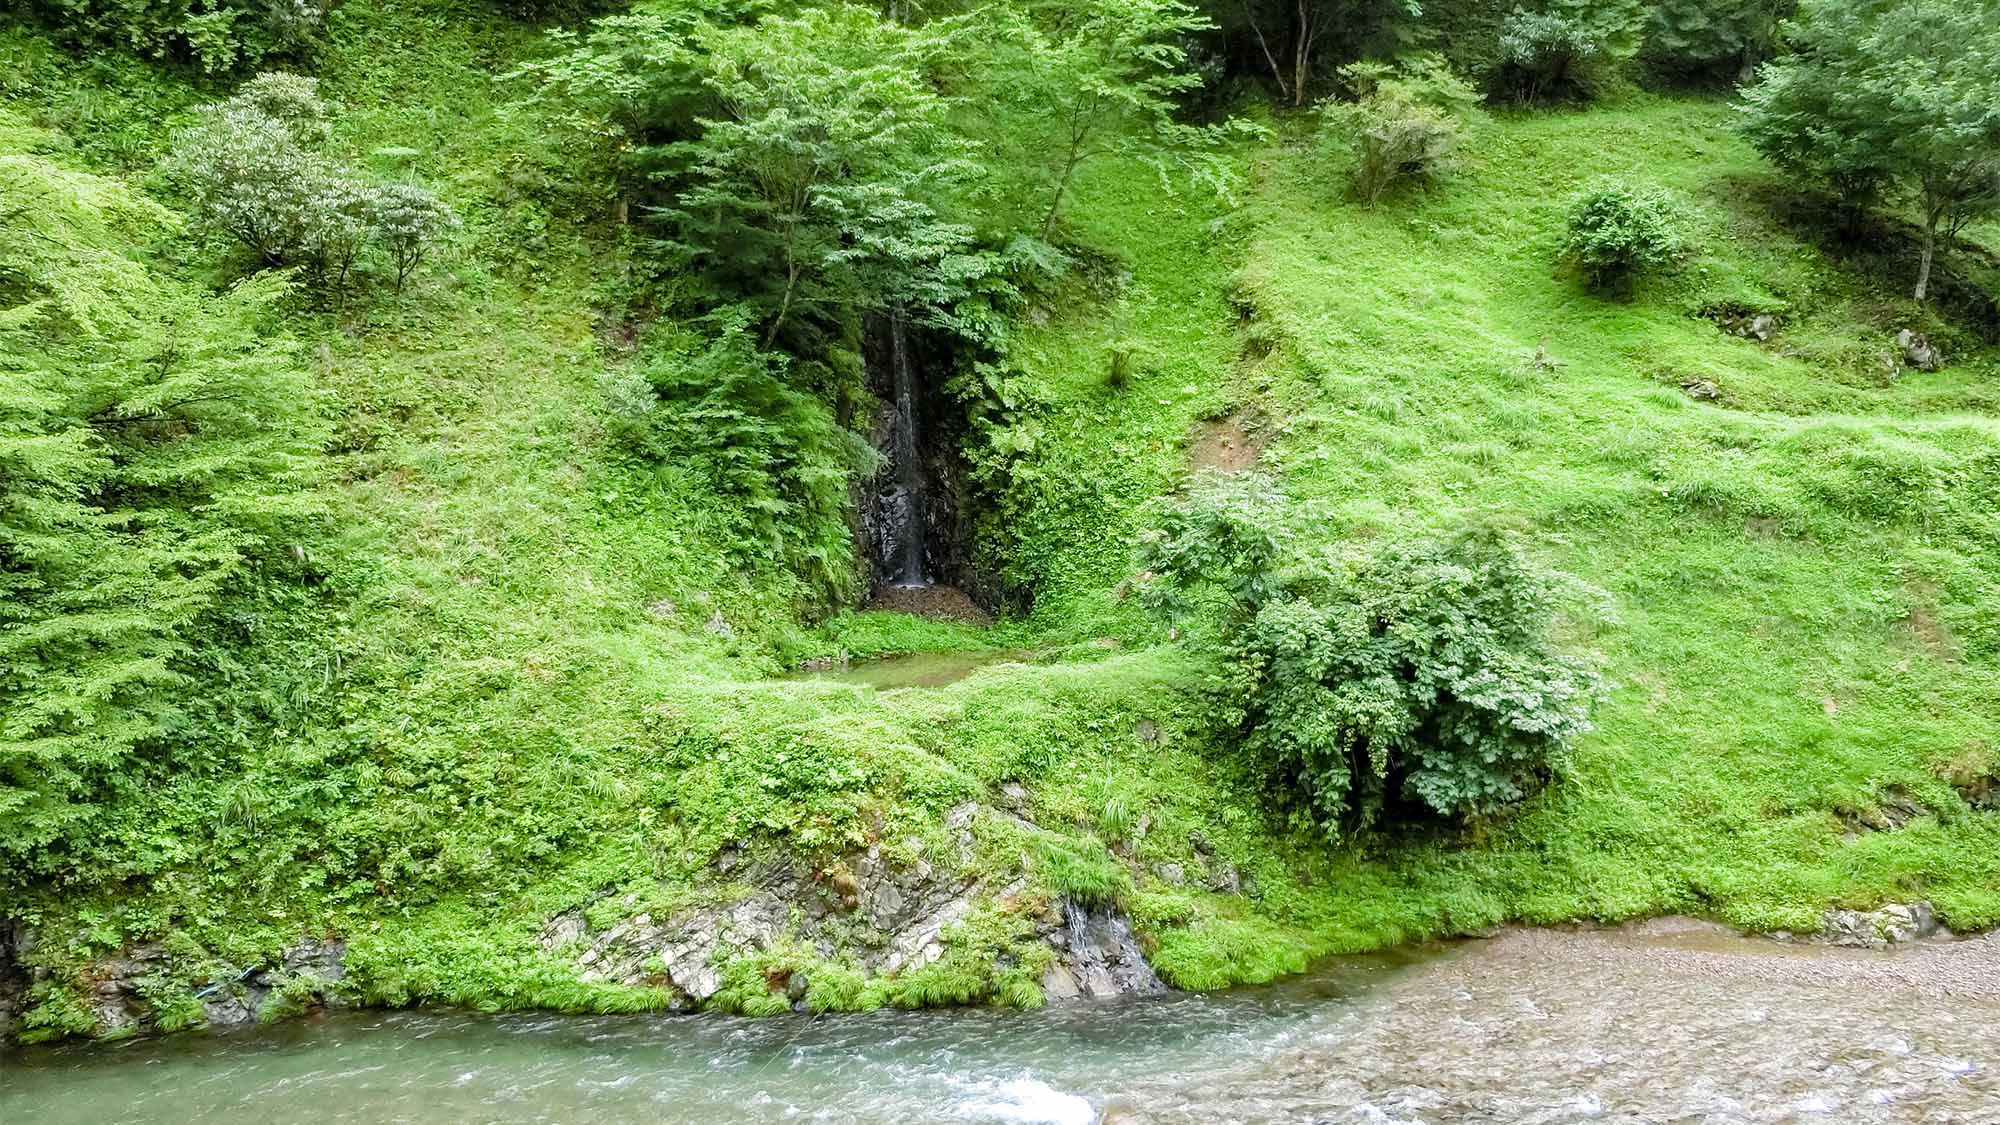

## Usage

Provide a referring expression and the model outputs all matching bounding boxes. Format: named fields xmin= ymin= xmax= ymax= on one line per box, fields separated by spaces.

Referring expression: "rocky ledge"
xmin=0 ymin=921 xmax=346 ymax=1044
xmin=538 ymin=799 xmax=1162 ymax=1009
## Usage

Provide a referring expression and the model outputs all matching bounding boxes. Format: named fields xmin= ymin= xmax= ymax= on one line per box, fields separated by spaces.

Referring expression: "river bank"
xmin=3 ymin=890 xmax=1989 ymax=1050
xmin=5 ymin=921 xmax=1997 ymax=1124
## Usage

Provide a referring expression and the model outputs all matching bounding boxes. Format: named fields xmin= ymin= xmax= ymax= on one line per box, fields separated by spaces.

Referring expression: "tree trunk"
xmin=1290 ymin=0 xmax=1310 ymax=107
xmin=1915 ymin=223 xmax=1936 ymax=302
xmin=1242 ymin=0 xmax=1291 ymax=103
xmin=765 ymin=259 xmax=800 ymax=349
xmin=1042 ymin=140 xmax=1085 ymax=239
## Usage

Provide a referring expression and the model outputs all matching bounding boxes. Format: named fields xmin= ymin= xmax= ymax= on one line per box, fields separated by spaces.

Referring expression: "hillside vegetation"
xmin=3 ymin=0 xmax=1998 ymax=1041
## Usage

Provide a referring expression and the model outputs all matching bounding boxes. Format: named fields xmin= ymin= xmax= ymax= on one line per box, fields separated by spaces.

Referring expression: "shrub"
xmin=1642 ymin=0 xmax=1794 ymax=87
xmin=372 ymin=182 xmax=460 ymax=293
xmin=1137 ymin=474 xmax=1605 ymax=840
xmin=1 ymin=139 xmax=324 ymax=879
xmin=1324 ymin=53 xmax=1482 ymax=205
xmin=27 ymin=0 xmax=335 ymax=73
xmin=612 ymin=311 xmax=878 ymax=606
xmin=166 ymin=73 xmax=456 ymax=296
xmin=1496 ymin=1 xmax=1644 ymax=103
xmin=1558 ymin=179 xmax=1688 ymax=293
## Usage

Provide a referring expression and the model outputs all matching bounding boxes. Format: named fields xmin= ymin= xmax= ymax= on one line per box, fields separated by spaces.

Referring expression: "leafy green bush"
xmin=1558 ymin=179 xmax=1689 ymax=292
xmin=27 ymin=0 xmax=333 ymax=74
xmin=1738 ymin=0 xmax=2000 ymax=301
xmin=1323 ymin=54 xmax=1481 ymax=205
xmin=1035 ymin=836 xmax=1130 ymax=907
xmin=165 ymin=73 xmax=456 ymax=296
xmin=608 ymin=313 xmax=877 ymax=606
xmin=1497 ymin=1 xmax=1644 ymax=102
xmin=1642 ymin=0 xmax=1793 ymax=86
xmin=1138 ymin=474 xmax=1605 ymax=840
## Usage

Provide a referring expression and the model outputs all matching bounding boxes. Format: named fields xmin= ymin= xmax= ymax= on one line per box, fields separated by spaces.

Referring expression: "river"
xmin=5 ymin=921 xmax=1997 ymax=1124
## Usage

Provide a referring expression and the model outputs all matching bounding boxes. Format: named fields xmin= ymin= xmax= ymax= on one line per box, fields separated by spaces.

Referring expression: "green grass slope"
xmin=4 ymin=3 xmax=1998 ymax=1039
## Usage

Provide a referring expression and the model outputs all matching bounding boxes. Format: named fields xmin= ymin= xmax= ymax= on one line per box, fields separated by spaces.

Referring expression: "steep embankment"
xmin=3 ymin=2 xmax=1998 ymax=1044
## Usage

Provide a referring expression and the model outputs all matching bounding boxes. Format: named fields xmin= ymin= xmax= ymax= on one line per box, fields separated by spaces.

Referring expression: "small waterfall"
xmin=878 ymin=308 xmax=930 ymax=588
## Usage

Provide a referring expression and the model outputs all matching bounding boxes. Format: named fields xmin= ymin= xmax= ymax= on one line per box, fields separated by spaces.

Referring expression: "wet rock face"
xmin=0 ymin=919 xmax=31 ymax=1043
xmin=1041 ymin=904 xmax=1166 ymax=1003
xmin=856 ymin=313 xmax=996 ymax=608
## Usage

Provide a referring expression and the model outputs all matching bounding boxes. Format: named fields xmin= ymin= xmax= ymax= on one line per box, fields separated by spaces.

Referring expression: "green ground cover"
xmin=4 ymin=0 xmax=1997 ymax=1040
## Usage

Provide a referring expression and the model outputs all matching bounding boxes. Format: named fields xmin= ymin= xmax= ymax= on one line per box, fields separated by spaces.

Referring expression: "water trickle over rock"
xmin=868 ymin=308 xmax=931 ymax=589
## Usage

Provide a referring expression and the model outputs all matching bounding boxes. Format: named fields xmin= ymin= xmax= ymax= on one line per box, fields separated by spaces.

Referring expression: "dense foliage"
xmin=1494 ymin=0 xmax=1644 ymax=102
xmin=1323 ymin=53 xmax=1480 ymax=205
xmin=1138 ymin=475 xmax=1605 ymax=839
xmin=1642 ymin=0 xmax=1792 ymax=85
xmin=21 ymin=0 xmax=333 ymax=73
xmin=1 ymin=132 xmax=324 ymax=872
xmin=1739 ymin=0 xmax=2000 ymax=301
xmin=6 ymin=0 xmax=2000 ymax=1046
xmin=519 ymin=0 xmax=1240 ymax=603
xmin=1559 ymin=178 xmax=1689 ymax=292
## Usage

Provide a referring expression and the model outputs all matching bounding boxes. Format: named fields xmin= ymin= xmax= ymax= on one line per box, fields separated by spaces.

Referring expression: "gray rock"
xmin=716 ymin=842 xmax=746 ymax=874
xmin=282 ymin=938 xmax=346 ymax=982
xmin=1207 ymin=863 xmax=1241 ymax=895
xmin=540 ymin=912 xmax=584 ymax=944
xmin=1048 ymin=903 xmax=1165 ymax=1002
xmin=1897 ymin=329 xmax=1941 ymax=372
xmin=201 ymin=995 xmax=255 ymax=1029
xmin=1040 ymin=962 xmax=1082 ymax=1002
xmin=1819 ymin=901 xmax=1950 ymax=948
xmin=868 ymin=881 xmax=908 ymax=926
xmin=1154 ymin=863 xmax=1186 ymax=887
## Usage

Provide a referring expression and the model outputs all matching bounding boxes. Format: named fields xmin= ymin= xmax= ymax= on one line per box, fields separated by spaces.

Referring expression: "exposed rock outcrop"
xmin=1816 ymin=902 xmax=1953 ymax=949
xmin=538 ymin=802 xmax=1168 ymax=1011
xmin=1897 ymin=329 xmax=1942 ymax=372
xmin=6 ymin=931 xmax=348 ymax=1044
xmin=1041 ymin=904 xmax=1166 ymax=1002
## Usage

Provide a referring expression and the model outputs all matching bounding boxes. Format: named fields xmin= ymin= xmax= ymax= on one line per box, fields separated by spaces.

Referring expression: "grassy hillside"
xmin=4 ymin=0 xmax=1998 ymax=1040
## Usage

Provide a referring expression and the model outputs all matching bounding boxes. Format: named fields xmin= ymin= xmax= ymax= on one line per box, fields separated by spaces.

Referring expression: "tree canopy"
xmin=1740 ymin=0 xmax=2000 ymax=300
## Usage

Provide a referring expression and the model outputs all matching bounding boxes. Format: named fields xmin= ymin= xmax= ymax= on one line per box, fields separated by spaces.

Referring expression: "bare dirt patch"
xmin=868 ymin=584 xmax=993 ymax=624
xmin=1189 ymin=412 xmax=1264 ymax=473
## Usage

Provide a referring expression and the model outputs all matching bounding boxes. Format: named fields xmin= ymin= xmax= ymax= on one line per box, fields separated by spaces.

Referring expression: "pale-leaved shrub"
xmin=167 ymin=73 xmax=456 ymax=296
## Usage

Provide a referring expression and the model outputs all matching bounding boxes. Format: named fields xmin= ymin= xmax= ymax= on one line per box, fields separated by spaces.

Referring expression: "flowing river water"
xmin=6 ymin=921 xmax=1998 ymax=1124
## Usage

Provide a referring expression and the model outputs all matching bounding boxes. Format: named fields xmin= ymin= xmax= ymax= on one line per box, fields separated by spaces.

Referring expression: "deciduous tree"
xmin=1740 ymin=0 xmax=2000 ymax=301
